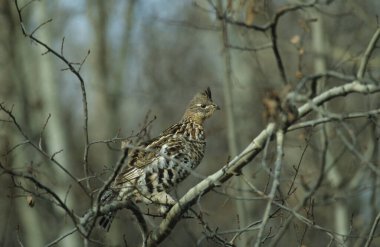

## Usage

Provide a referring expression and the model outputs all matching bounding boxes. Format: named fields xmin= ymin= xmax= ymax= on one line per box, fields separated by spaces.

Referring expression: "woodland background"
xmin=1 ymin=0 xmax=380 ymax=246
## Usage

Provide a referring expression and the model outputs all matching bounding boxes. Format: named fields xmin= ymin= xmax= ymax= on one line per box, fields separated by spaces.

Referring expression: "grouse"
xmin=99 ymin=87 xmax=219 ymax=231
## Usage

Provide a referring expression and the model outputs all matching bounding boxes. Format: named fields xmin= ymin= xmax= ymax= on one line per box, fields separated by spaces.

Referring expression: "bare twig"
xmin=215 ymin=1 xmax=318 ymax=32
xmin=288 ymin=108 xmax=380 ymax=131
xmin=254 ymin=129 xmax=284 ymax=247
xmin=129 ymin=202 xmax=148 ymax=247
xmin=213 ymin=0 xmax=318 ymax=84
xmin=78 ymin=50 xmax=90 ymax=73
xmin=293 ymin=70 xmax=365 ymax=94
xmin=364 ymin=211 xmax=380 ymax=247
xmin=16 ymin=227 xmax=25 ymax=247
xmin=2 ymin=140 xmax=30 ymax=156
xmin=0 ymin=103 xmax=88 ymax=194
xmin=30 ymin=18 xmax=52 ymax=37
xmin=79 ymin=199 xmax=142 ymax=232
xmin=287 ymin=140 xmax=309 ymax=195
xmin=194 ymin=208 xmax=235 ymax=247
xmin=60 ymin=37 xmax=65 ymax=56
xmin=269 ymin=17 xmax=287 ymax=84
xmin=38 ymin=114 xmax=51 ymax=149
xmin=337 ymin=129 xmax=380 ymax=175
xmin=0 ymin=162 xmax=78 ymax=232
xmin=14 ymin=0 xmax=91 ymax=190
xmin=44 ymin=228 xmax=77 ymax=247
xmin=357 ymin=27 xmax=380 ymax=79
xmin=84 ymin=147 xmax=129 ymax=236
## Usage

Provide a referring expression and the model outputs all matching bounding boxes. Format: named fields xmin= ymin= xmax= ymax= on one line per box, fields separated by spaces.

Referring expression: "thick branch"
xmin=298 ymin=81 xmax=380 ymax=118
xmin=288 ymin=108 xmax=380 ymax=131
xmin=146 ymin=123 xmax=276 ymax=246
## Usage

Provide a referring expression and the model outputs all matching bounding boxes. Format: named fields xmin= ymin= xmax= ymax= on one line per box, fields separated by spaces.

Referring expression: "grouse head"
xmin=183 ymin=87 xmax=220 ymax=124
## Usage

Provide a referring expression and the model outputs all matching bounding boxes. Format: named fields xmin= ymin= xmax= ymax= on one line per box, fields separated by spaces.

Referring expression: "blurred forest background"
xmin=1 ymin=0 xmax=380 ymax=246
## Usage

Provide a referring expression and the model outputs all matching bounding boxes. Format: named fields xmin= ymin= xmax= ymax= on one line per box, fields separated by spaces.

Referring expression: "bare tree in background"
xmin=1 ymin=0 xmax=380 ymax=246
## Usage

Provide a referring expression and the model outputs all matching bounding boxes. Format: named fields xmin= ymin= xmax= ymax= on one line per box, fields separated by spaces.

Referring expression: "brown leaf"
xmin=295 ymin=70 xmax=303 ymax=79
xmin=227 ymin=0 xmax=233 ymax=12
xmin=262 ymin=89 xmax=281 ymax=121
xmin=245 ymin=1 xmax=256 ymax=25
xmin=290 ymin=35 xmax=300 ymax=45
xmin=27 ymin=195 xmax=35 ymax=207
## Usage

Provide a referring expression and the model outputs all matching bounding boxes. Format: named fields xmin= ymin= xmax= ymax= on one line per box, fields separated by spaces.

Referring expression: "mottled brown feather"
xmin=99 ymin=88 xmax=219 ymax=231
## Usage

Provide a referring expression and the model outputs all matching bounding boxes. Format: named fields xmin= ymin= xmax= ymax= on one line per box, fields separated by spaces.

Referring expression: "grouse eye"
xmin=200 ymin=104 xmax=207 ymax=108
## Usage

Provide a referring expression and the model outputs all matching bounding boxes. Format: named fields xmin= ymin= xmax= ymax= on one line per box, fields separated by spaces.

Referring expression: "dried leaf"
xmin=295 ymin=70 xmax=303 ymax=79
xmin=290 ymin=35 xmax=300 ymax=45
xmin=262 ymin=89 xmax=281 ymax=121
xmin=227 ymin=0 xmax=233 ymax=12
xmin=27 ymin=195 xmax=35 ymax=207
xmin=245 ymin=1 xmax=256 ymax=25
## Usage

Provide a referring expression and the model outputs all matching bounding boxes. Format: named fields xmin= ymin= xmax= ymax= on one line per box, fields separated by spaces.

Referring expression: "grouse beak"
xmin=214 ymin=104 xmax=221 ymax=110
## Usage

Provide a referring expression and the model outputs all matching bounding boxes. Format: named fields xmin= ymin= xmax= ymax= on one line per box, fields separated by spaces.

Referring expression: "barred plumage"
xmin=99 ymin=87 xmax=219 ymax=231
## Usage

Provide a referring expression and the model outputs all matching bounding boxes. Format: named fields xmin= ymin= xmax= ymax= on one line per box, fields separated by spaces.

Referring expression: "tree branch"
xmin=14 ymin=0 xmax=91 ymax=190
xmin=0 ymin=103 xmax=88 ymax=194
xmin=254 ymin=129 xmax=284 ymax=247
xmin=357 ymin=27 xmax=380 ymax=79
xmin=145 ymin=78 xmax=380 ymax=246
